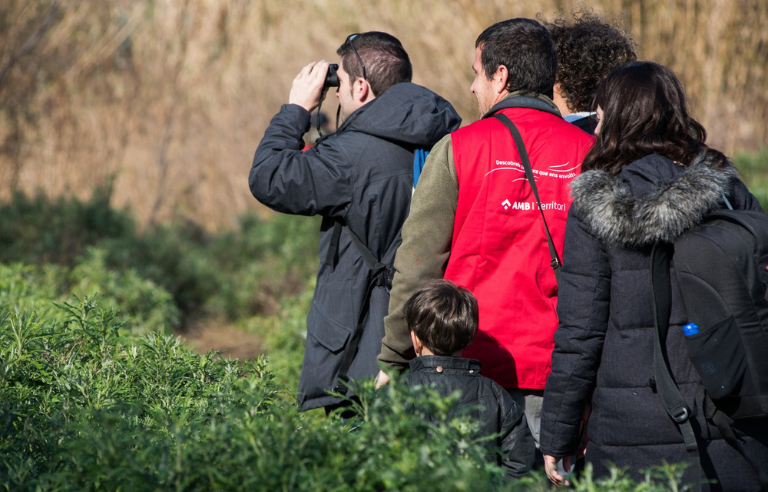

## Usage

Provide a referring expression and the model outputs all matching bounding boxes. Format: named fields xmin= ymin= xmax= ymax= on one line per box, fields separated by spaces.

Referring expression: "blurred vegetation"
xmin=241 ymin=278 xmax=314 ymax=388
xmin=0 ymin=184 xmax=319 ymax=330
xmin=734 ymin=148 xmax=768 ymax=209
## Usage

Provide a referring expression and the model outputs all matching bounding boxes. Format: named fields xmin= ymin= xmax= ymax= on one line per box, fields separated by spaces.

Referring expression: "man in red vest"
xmin=376 ymin=18 xmax=594 ymax=448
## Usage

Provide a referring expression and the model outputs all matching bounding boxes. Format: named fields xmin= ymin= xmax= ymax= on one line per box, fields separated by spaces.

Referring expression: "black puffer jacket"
xmin=250 ymin=83 xmax=461 ymax=411
xmin=540 ymin=154 xmax=768 ymax=490
xmin=407 ymin=356 xmax=535 ymax=479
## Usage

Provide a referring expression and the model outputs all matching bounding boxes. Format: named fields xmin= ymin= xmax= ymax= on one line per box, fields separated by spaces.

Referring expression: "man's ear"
xmin=494 ymin=64 xmax=509 ymax=96
xmin=355 ymin=77 xmax=370 ymax=103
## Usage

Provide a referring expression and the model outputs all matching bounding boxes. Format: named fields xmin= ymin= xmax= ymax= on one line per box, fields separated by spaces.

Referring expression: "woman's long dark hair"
xmin=581 ymin=61 xmax=727 ymax=175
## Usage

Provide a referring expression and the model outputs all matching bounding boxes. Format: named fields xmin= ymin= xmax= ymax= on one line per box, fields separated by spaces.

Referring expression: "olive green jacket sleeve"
xmin=378 ymin=134 xmax=458 ymax=368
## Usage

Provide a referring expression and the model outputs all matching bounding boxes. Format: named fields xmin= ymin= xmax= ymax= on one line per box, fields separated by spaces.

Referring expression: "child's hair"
xmin=403 ymin=279 xmax=478 ymax=355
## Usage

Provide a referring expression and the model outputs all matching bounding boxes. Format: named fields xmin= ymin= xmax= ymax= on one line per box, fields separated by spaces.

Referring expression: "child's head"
xmin=403 ymin=279 xmax=478 ymax=357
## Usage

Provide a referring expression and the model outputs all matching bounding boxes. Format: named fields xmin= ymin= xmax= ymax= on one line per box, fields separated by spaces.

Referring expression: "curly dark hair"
xmin=545 ymin=10 xmax=637 ymax=113
xmin=582 ymin=62 xmax=727 ymax=175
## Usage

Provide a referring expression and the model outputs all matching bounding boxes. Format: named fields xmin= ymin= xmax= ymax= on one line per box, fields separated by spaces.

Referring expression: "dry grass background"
xmin=1 ymin=0 xmax=766 ymax=229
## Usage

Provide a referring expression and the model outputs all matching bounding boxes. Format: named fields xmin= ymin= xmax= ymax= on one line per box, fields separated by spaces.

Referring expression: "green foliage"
xmin=68 ymin=247 xmax=180 ymax=334
xmin=733 ymin=147 xmax=768 ymax=209
xmin=0 ymin=183 xmax=135 ymax=265
xmin=0 ymin=263 xmax=66 ymax=317
xmin=0 ymin=297 xmax=279 ymax=489
xmin=0 ymin=257 xmax=179 ymax=336
xmin=204 ymin=213 xmax=320 ymax=320
xmin=0 ymin=298 xmax=695 ymax=491
xmin=0 ymin=186 xmax=320 ymax=322
xmin=242 ymin=277 xmax=314 ymax=389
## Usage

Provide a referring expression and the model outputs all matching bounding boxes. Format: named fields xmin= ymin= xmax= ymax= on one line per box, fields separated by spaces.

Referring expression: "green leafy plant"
xmin=0 ymin=297 xmax=700 ymax=491
xmin=0 ymin=186 xmax=319 ymax=324
xmin=68 ymin=247 xmax=180 ymax=334
xmin=734 ymin=147 xmax=768 ymax=209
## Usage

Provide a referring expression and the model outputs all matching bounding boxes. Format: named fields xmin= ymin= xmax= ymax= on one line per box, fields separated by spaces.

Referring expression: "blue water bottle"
xmin=683 ymin=323 xmax=699 ymax=336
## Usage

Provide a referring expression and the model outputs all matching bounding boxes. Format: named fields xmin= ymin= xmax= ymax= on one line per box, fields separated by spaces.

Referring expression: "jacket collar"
xmin=482 ymin=91 xmax=562 ymax=120
xmin=570 ymin=153 xmax=737 ymax=247
xmin=409 ymin=355 xmax=482 ymax=376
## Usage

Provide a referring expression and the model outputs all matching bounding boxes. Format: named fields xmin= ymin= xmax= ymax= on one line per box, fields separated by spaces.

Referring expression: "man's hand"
xmin=544 ymin=455 xmax=571 ymax=487
xmin=374 ymin=370 xmax=390 ymax=389
xmin=289 ymin=61 xmax=329 ymax=113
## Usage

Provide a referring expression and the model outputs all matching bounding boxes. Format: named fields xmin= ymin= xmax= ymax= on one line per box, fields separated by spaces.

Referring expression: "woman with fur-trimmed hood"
xmin=539 ymin=62 xmax=768 ymax=490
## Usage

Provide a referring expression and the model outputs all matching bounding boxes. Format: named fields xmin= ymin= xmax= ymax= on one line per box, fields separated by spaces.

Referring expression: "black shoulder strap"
xmin=493 ymin=113 xmax=562 ymax=283
xmin=324 ymin=221 xmax=343 ymax=266
xmin=650 ymin=243 xmax=702 ymax=491
xmin=709 ymin=406 xmax=768 ymax=489
xmin=346 ymin=227 xmax=391 ymax=283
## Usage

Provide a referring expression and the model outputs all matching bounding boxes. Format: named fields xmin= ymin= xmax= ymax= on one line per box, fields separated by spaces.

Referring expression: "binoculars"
xmin=324 ymin=64 xmax=339 ymax=89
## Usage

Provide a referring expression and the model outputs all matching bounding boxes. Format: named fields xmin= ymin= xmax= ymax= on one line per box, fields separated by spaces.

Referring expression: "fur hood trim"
xmin=571 ymin=154 xmax=736 ymax=247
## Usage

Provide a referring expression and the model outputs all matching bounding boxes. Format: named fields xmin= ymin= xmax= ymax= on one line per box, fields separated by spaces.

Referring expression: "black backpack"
xmin=651 ymin=206 xmax=768 ymax=490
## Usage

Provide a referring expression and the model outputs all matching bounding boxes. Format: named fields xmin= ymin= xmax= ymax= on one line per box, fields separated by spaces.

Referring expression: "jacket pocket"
xmin=684 ymin=316 xmax=748 ymax=399
xmin=306 ymin=303 xmax=353 ymax=353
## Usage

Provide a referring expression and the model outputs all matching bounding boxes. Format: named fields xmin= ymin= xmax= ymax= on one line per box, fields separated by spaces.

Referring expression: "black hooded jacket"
xmin=407 ymin=355 xmax=535 ymax=479
xmin=540 ymin=154 xmax=768 ymax=490
xmin=250 ymin=83 xmax=461 ymax=410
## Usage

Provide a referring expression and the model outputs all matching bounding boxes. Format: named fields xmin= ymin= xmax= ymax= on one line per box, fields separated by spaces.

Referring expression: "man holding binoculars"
xmin=249 ymin=31 xmax=460 ymax=414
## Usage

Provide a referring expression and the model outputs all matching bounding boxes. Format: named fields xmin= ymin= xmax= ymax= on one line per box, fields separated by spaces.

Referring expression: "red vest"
xmin=445 ymin=107 xmax=594 ymax=389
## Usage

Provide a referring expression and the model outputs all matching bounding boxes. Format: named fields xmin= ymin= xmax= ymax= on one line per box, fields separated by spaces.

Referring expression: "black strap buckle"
xmin=372 ymin=265 xmax=394 ymax=289
xmin=672 ymin=405 xmax=690 ymax=423
xmin=332 ymin=385 xmax=348 ymax=395
xmin=333 ymin=375 xmax=350 ymax=395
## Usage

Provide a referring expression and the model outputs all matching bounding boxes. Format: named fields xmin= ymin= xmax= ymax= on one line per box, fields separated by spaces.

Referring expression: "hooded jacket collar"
xmin=334 ymin=82 xmax=461 ymax=147
xmin=570 ymin=153 xmax=737 ymax=247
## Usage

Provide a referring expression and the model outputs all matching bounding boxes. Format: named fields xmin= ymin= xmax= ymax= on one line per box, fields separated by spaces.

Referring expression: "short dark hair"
xmin=582 ymin=61 xmax=727 ymax=175
xmin=336 ymin=31 xmax=412 ymax=97
xmin=404 ymin=280 xmax=478 ymax=356
xmin=546 ymin=10 xmax=637 ymax=113
xmin=475 ymin=18 xmax=557 ymax=98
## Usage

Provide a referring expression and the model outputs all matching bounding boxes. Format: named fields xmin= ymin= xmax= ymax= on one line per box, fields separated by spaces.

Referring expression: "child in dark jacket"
xmin=404 ymin=280 xmax=535 ymax=479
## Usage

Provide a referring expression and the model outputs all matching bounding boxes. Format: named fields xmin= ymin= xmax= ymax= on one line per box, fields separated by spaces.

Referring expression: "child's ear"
xmin=410 ymin=331 xmax=423 ymax=357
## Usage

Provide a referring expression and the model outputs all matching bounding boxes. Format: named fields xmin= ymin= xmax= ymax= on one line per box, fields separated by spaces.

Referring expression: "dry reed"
xmin=1 ymin=0 xmax=766 ymax=228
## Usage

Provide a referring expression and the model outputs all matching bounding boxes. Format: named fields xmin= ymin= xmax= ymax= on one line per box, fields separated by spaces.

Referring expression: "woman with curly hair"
xmin=539 ymin=61 xmax=768 ymax=490
xmin=546 ymin=11 xmax=636 ymax=134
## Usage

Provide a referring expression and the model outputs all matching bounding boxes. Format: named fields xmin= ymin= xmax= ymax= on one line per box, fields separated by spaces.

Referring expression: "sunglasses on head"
xmin=345 ymin=33 xmax=367 ymax=81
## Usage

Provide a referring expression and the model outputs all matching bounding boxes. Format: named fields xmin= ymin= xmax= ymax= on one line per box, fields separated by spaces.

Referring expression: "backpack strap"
xmin=324 ymin=221 xmax=343 ymax=266
xmin=413 ymin=148 xmax=431 ymax=189
xmin=332 ymin=226 xmax=395 ymax=395
xmin=493 ymin=113 xmax=562 ymax=283
xmin=650 ymin=243 xmax=702 ymax=491
xmin=708 ymin=404 xmax=768 ymax=489
xmin=345 ymin=226 xmax=396 ymax=291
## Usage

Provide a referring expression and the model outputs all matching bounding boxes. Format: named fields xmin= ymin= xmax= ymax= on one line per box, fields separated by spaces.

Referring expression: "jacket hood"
xmin=570 ymin=153 xmax=737 ymax=247
xmin=341 ymin=82 xmax=461 ymax=147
